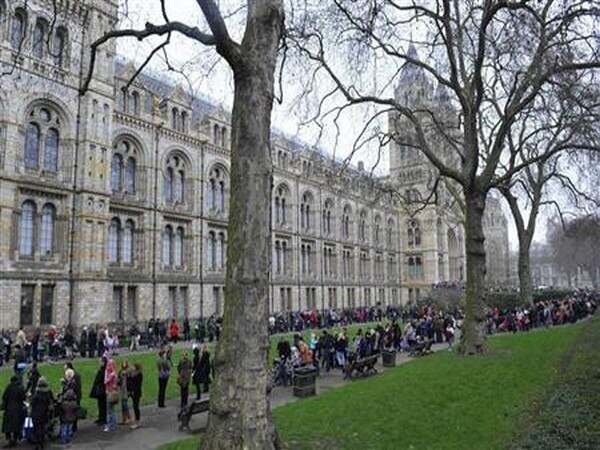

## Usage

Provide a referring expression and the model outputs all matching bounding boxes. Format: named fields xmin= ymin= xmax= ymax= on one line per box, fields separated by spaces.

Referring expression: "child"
xmin=59 ymin=388 xmax=78 ymax=444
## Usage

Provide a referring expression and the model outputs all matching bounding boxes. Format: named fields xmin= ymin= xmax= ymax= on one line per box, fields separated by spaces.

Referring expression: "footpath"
xmin=46 ymin=343 xmax=448 ymax=450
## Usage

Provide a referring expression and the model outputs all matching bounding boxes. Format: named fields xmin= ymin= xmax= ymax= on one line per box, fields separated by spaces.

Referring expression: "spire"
xmin=400 ymin=40 xmax=428 ymax=84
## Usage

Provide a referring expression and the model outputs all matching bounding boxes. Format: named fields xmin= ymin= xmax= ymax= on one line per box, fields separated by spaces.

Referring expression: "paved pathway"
xmin=28 ymin=343 xmax=448 ymax=450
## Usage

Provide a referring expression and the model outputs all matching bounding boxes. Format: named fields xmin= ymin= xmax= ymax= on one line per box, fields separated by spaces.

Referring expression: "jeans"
xmin=59 ymin=423 xmax=73 ymax=444
xmin=106 ymin=400 xmax=117 ymax=431
xmin=180 ymin=385 xmax=189 ymax=409
xmin=335 ymin=350 xmax=346 ymax=367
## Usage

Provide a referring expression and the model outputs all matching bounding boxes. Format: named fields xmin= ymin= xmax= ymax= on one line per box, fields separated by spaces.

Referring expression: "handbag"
xmin=75 ymin=406 xmax=88 ymax=420
xmin=107 ymin=390 xmax=120 ymax=405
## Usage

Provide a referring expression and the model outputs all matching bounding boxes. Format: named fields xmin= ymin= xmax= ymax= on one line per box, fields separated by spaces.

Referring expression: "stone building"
xmin=0 ymin=0 xmax=404 ymax=330
xmin=0 ymin=1 xmax=509 ymax=330
xmin=388 ymin=43 xmax=512 ymax=301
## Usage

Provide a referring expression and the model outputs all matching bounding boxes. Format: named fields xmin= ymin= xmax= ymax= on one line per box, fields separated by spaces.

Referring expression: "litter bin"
xmin=382 ymin=350 xmax=397 ymax=367
xmin=293 ymin=366 xmax=317 ymax=398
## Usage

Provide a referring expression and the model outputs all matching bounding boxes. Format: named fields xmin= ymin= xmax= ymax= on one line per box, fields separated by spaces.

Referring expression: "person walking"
xmin=104 ymin=359 xmax=119 ymax=432
xmin=90 ymin=357 xmax=107 ymax=426
xmin=118 ymin=359 xmax=132 ymax=425
xmin=169 ymin=319 xmax=180 ymax=343
xmin=177 ymin=351 xmax=192 ymax=409
xmin=1 ymin=376 xmax=26 ymax=448
xmin=128 ymin=361 xmax=143 ymax=429
xmin=156 ymin=350 xmax=170 ymax=408
xmin=30 ymin=377 xmax=55 ymax=450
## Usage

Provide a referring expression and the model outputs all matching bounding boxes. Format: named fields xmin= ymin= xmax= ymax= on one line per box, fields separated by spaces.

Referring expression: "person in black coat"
xmin=79 ymin=328 xmax=88 ymax=358
xmin=193 ymin=350 xmax=211 ymax=400
xmin=2 ymin=376 xmax=26 ymax=447
xmin=127 ymin=361 xmax=143 ymax=429
xmin=89 ymin=357 xmax=107 ymax=425
xmin=191 ymin=347 xmax=201 ymax=400
xmin=87 ymin=328 xmax=97 ymax=359
xmin=30 ymin=377 xmax=55 ymax=450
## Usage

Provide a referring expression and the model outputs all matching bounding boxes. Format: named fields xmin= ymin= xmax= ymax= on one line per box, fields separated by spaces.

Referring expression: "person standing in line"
xmin=58 ymin=388 xmax=77 ymax=445
xmin=128 ymin=361 xmax=143 ymax=429
xmin=118 ymin=359 xmax=132 ymax=425
xmin=104 ymin=359 xmax=119 ymax=432
xmin=90 ymin=357 xmax=107 ymax=426
xmin=156 ymin=350 xmax=170 ymax=408
xmin=192 ymin=346 xmax=201 ymax=400
xmin=87 ymin=326 xmax=97 ymax=358
xmin=177 ymin=351 xmax=192 ymax=409
xmin=30 ymin=377 xmax=55 ymax=450
xmin=2 ymin=375 xmax=26 ymax=448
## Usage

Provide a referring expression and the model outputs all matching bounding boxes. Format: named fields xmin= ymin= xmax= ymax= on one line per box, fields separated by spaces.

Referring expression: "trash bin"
xmin=293 ymin=366 xmax=317 ymax=398
xmin=382 ymin=350 xmax=397 ymax=367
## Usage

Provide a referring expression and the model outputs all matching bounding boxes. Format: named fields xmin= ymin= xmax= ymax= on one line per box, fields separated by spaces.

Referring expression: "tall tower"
xmin=388 ymin=43 xmax=465 ymax=303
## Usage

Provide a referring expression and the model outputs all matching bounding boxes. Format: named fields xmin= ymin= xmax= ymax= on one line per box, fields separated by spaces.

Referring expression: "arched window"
xmin=359 ymin=211 xmax=367 ymax=241
xmin=175 ymin=170 xmax=185 ymax=203
xmin=53 ymin=27 xmax=67 ymax=67
xmin=274 ymin=185 xmax=290 ymax=225
xmin=130 ymin=91 xmax=139 ymax=116
xmin=208 ymin=231 xmax=216 ymax=268
xmin=213 ymin=124 xmax=220 ymax=146
xmin=174 ymin=227 xmax=184 ymax=266
xmin=108 ymin=218 xmax=121 ymax=263
xmin=25 ymin=123 xmax=41 ymax=169
xmin=33 ymin=19 xmax=47 ymax=59
xmin=40 ymin=203 xmax=56 ymax=256
xmin=217 ymin=232 xmax=225 ymax=269
xmin=25 ymin=106 xmax=63 ymax=173
xmin=408 ymin=256 xmax=415 ymax=278
xmin=181 ymin=111 xmax=187 ymax=132
xmin=342 ymin=205 xmax=352 ymax=239
xmin=387 ymin=219 xmax=395 ymax=248
xmin=208 ymin=166 xmax=228 ymax=213
xmin=407 ymin=220 xmax=421 ymax=247
xmin=122 ymin=220 xmax=134 ymax=264
xmin=43 ymin=128 xmax=59 ymax=171
xmin=221 ymin=127 xmax=227 ymax=148
xmin=163 ymin=225 xmax=173 ymax=266
xmin=164 ymin=167 xmax=173 ymax=202
xmin=125 ymin=157 xmax=136 ymax=194
xmin=300 ymin=192 xmax=313 ymax=231
xmin=110 ymin=153 xmax=123 ymax=192
xmin=323 ymin=200 xmax=333 ymax=235
xmin=374 ymin=216 xmax=381 ymax=244
xmin=165 ymin=154 xmax=187 ymax=204
xmin=20 ymin=201 xmax=36 ymax=257
xmin=172 ymin=108 xmax=179 ymax=130
xmin=11 ymin=9 xmax=26 ymax=50
xmin=119 ymin=87 xmax=127 ymax=112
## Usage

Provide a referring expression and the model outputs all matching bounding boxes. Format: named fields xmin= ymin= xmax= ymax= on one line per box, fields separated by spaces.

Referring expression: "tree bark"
xmin=517 ymin=243 xmax=534 ymax=305
xmin=201 ymin=2 xmax=283 ymax=449
xmin=459 ymin=190 xmax=487 ymax=355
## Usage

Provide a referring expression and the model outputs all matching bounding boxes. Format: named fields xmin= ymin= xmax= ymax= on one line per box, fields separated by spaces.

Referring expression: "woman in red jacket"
xmin=170 ymin=319 xmax=180 ymax=343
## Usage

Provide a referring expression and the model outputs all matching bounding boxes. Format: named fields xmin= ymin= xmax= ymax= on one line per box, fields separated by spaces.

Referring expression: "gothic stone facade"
xmin=0 ymin=1 xmax=509 ymax=330
xmin=0 ymin=0 xmax=405 ymax=330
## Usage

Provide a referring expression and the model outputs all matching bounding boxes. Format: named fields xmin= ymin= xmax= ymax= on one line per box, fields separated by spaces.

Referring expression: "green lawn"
xmin=0 ymin=322 xmax=379 ymax=420
xmin=159 ymin=320 xmax=594 ymax=450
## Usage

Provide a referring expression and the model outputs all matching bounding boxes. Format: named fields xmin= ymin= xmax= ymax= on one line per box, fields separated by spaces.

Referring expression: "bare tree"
xmin=81 ymin=1 xmax=284 ymax=448
xmin=548 ymin=215 xmax=600 ymax=287
xmin=289 ymin=0 xmax=600 ymax=354
xmin=497 ymin=79 xmax=600 ymax=304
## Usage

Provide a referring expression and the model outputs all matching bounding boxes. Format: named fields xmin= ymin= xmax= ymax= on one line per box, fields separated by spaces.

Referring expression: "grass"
xmin=512 ymin=315 xmax=600 ymax=449
xmin=159 ymin=321 xmax=595 ymax=450
xmin=0 ymin=322 xmax=379 ymax=420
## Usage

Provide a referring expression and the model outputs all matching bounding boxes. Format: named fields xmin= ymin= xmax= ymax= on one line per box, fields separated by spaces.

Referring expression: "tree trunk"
xmin=517 ymin=240 xmax=534 ymax=306
xmin=459 ymin=190 xmax=487 ymax=355
xmin=201 ymin=3 xmax=283 ymax=449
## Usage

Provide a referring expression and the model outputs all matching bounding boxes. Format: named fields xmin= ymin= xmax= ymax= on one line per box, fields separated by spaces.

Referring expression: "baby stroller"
xmin=271 ymin=357 xmax=293 ymax=387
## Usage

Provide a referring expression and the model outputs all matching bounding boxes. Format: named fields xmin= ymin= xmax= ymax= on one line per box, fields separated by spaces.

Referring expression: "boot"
xmin=121 ymin=411 xmax=131 ymax=425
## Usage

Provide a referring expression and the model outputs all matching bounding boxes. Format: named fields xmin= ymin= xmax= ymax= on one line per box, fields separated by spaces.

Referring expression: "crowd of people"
xmin=1 ymin=292 xmax=597 ymax=448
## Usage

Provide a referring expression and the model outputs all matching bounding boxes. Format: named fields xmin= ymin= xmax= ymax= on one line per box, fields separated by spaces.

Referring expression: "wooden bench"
xmin=178 ymin=398 xmax=210 ymax=430
xmin=344 ymin=354 xmax=378 ymax=379
xmin=413 ymin=339 xmax=433 ymax=357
